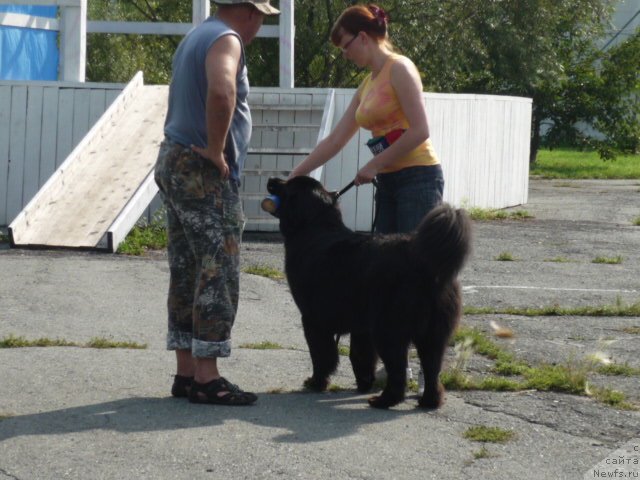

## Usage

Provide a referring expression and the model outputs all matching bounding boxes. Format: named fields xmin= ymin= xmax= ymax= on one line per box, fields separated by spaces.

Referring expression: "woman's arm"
xmin=289 ymin=92 xmax=361 ymax=178
xmin=355 ymin=58 xmax=430 ymax=185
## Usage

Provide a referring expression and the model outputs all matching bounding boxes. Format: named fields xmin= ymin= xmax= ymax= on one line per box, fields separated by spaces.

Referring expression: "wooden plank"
xmin=6 ymin=86 xmax=27 ymax=222
xmin=19 ymin=85 xmax=165 ymax=248
xmin=9 ymin=73 xmax=146 ymax=245
xmin=105 ymin=170 xmax=159 ymax=252
xmin=0 ymin=86 xmax=11 ymax=225
xmin=23 ymin=86 xmax=44 ymax=208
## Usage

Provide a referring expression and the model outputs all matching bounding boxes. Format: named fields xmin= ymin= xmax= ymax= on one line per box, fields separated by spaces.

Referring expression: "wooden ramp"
xmin=8 ymin=73 xmax=164 ymax=252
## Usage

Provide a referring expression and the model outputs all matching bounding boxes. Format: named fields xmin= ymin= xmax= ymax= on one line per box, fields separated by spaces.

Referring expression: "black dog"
xmin=264 ymin=176 xmax=472 ymax=409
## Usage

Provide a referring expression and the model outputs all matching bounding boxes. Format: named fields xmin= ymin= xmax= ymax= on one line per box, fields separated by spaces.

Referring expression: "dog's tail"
xmin=413 ymin=204 xmax=472 ymax=283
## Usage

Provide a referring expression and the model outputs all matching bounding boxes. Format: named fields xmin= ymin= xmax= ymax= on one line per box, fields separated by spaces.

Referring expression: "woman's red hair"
xmin=330 ymin=4 xmax=390 ymax=46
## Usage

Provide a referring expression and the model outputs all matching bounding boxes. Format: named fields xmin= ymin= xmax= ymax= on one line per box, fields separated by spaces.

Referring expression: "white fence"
xmin=0 ymin=80 xmax=123 ymax=226
xmin=318 ymin=89 xmax=532 ymax=231
xmin=0 ymin=81 xmax=532 ymax=230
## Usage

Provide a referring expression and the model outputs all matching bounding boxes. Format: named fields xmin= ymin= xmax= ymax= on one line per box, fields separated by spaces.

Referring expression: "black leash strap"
xmin=333 ymin=178 xmax=380 ymax=234
xmin=334 ymin=180 xmax=355 ymax=200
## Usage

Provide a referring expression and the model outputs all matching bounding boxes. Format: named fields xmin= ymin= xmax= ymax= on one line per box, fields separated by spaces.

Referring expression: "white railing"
xmin=310 ymin=89 xmax=335 ymax=181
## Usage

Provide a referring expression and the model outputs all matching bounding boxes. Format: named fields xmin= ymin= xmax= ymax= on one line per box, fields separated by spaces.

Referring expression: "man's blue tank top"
xmin=164 ymin=17 xmax=251 ymax=186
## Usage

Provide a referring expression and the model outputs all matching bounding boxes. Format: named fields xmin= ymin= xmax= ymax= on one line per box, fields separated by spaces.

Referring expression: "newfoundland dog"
xmin=263 ymin=176 xmax=472 ymax=409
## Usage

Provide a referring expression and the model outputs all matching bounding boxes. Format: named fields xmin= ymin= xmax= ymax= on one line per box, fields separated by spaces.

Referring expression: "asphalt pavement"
xmin=1 ymin=178 xmax=639 ymax=480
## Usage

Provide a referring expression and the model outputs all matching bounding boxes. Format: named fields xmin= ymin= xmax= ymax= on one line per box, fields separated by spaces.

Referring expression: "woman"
xmin=289 ymin=3 xmax=444 ymax=234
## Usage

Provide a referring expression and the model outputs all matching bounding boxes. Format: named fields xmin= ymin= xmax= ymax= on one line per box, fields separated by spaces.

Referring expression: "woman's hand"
xmin=355 ymin=162 xmax=378 ymax=186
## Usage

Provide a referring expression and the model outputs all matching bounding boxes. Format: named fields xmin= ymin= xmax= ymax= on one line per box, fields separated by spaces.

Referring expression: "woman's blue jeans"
xmin=374 ymin=165 xmax=444 ymax=234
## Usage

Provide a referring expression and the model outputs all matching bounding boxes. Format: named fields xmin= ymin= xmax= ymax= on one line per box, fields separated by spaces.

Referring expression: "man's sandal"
xmin=188 ymin=377 xmax=258 ymax=406
xmin=171 ymin=375 xmax=194 ymax=398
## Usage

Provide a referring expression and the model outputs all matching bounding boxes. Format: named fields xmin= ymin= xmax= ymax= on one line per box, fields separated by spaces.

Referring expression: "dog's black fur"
xmin=265 ymin=176 xmax=472 ymax=409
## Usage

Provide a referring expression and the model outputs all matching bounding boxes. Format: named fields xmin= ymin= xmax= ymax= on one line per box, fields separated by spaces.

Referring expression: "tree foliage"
xmin=85 ymin=0 xmax=639 ymax=161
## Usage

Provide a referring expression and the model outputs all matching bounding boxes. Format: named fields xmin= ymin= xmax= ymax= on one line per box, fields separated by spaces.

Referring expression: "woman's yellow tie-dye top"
xmin=355 ymin=53 xmax=439 ymax=173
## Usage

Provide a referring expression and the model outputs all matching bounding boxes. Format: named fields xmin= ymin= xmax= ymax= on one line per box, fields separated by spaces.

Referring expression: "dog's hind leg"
xmin=414 ymin=332 xmax=447 ymax=409
xmin=368 ymin=330 xmax=409 ymax=409
xmin=302 ymin=319 xmax=339 ymax=392
xmin=349 ymin=332 xmax=377 ymax=393
xmin=416 ymin=286 xmax=461 ymax=409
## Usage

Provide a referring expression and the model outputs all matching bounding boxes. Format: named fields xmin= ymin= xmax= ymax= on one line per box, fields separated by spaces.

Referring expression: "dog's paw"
xmin=367 ymin=391 xmax=403 ymax=409
xmin=356 ymin=377 xmax=374 ymax=393
xmin=304 ymin=376 xmax=329 ymax=392
xmin=417 ymin=385 xmax=444 ymax=410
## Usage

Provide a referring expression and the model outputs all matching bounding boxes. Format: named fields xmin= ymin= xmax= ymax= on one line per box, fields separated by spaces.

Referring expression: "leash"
xmin=334 ymin=178 xmax=379 ymax=200
xmin=332 ymin=178 xmax=380 ymax=235
xmin=333 ymin=180 xmax=355 ymax=200
xmin=333 ymin=179 xmax=380 ymax=234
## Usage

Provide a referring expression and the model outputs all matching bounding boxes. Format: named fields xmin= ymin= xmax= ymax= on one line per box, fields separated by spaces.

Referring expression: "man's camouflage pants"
xmin=154 ymin=138 xmax=244 ymax=358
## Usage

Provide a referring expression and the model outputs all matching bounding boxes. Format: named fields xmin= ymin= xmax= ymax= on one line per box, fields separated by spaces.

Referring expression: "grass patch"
xmin=596 ymin=363 xmax=640 ymax=376
xmin=0 ymin=232 xmax=8 ymax=243
xmin=338 ymin=344 xmax=350 ymax=356
xmin=242 ymin=264 xmax=285 ymax=280
xmin=495 ymin=252 xmax=516 ymax=261
xmin=445 ymin=327 xmax=638 ymax=410
xmin=117 ymin=221 xmax=168 ymax=255
xmin=407 ymin=378 xmax=419 ymax=393
xmin=592 ymin=255 xmax=623 ymax=264
xmin=266 ymin=387 xmax=287 ymax=394
xmin=473 ymin=446 xmax=492 ymax=459
xmin=464 ymin=300 xmax=640 ymax=317
xmin=467 ymin=207 xmax=533 ymax=221
xmin=632 ymin=217 xmax=640 ymax=226
xmin=621 ymin=326 xmax=640 ymax=335
xmin=589 ymin=385 xmax=637 ymax=410
xmin=327 ymin=384 xmax=349 ymax=393
xmin=85 ymin=337 xmax=147 ymax=349
xmin=522 ymin=363 xmax=586 ymax=394
xmin=239 ymin=341 xmax=284 ymax=350
xmin=463 ymin=426 xmax=515 ymax=443
xmin=0 ymin=334 xmax=146 ymax=349
xmin=544 ymin=257 xmax=574 ymax=263
xmin=0 ymin=335 xmax=77 ymax=348
xmin=531 ymin=149 xmax=640 ymax=179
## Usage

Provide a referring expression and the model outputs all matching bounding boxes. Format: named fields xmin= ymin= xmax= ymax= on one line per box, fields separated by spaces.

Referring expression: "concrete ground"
xmin=0 ymin=178 xmax=639 ymax=480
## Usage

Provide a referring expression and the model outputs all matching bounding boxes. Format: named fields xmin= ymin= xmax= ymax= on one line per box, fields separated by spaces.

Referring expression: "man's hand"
xmin=191 ymin=145 xmax=230 ymax=180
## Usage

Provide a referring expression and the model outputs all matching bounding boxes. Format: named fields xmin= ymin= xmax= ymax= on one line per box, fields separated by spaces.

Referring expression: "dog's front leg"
xmin=302 ymin=319 xmax=338 ymax=391
xmin=349 ymin=332 xmax=377 ymax=393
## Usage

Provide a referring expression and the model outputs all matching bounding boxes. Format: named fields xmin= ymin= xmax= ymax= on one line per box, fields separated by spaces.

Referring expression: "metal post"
xmin=192 ymin=0 xmax=210 ymax=25
xmin=59 ymin=0 xmax=86 ymax=81
xmin=279 ymin=0 xmax=294 ymax=88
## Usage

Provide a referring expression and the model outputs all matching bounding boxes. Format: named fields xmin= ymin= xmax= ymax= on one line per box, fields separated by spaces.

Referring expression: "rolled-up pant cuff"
xmin=167 ymin=331 xmax=192 ymax=350
xmin=192 ymin=339 xmax=232 ymax=358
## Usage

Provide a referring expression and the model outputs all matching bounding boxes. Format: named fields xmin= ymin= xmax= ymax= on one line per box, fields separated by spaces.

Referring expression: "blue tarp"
xmin=0 ymin=5 xmax=59 ymax=80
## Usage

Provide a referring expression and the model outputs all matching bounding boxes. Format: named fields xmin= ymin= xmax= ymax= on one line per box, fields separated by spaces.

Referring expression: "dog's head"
xmin=263 ymin=176 xmax=343 ymax=236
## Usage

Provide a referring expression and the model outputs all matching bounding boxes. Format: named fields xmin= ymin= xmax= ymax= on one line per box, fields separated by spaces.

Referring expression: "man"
xmin=154 ymin=0 xmax=279 ymax=406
